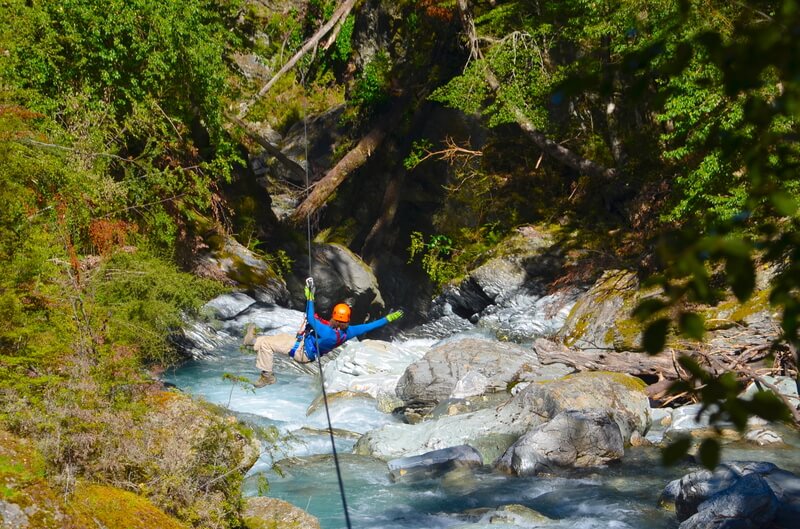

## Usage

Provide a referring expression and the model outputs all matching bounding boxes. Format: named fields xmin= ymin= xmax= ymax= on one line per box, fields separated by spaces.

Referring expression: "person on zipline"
xmin=244 ymin=278 xmax=404 ymax=387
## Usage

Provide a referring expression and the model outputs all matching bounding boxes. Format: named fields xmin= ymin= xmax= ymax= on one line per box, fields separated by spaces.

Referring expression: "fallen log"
xmin=289 ymin=115 xmax=394 ymax=225
xmin=237 ymin=0 xmax=358 ymax=119
xmin=226 ymin=113 xmax=306 ymax=182
xmin=534 ymin=338 xmax=676 ymax=378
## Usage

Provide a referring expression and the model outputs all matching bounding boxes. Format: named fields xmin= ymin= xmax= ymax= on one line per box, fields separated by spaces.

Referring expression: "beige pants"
xmin=253 ymin=333 xmax=312 ymax=373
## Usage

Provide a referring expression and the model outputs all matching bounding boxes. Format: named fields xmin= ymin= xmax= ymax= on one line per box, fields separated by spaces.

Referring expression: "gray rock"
xmin=495 ymin=409 xmax=624 ymax=476
xmin=678 ymin=473 xmax=778 ymax=529
xmin=744 ymin=427 xmax=784 ymax=446
xmin=741 ymin=375 xmax=800 ymax=409
xmin=356 ymin=372 xmax=650 ymax=462
xmin=387 ymin=445 xmax=483 ymax=482
xmin=242 ymin=496 xmax=320 ymax=529
xmin=195 ymin=235 xmax=289 ymax=304
xmin=202 ymin=292 xmax=257 ymax=320
xmin=558 ymin=269 xmax=639 ymax=351
xmin=395 ymin=337 xmax=539 ymax=417
xmin=760 ymin=467 xmax=800 ymax=529
xmin=293 ymin=243 xmax=385 ymax=318
xmin=228 ymin=304 xmax=305 ymax=337
xmin=0 ymin=500 xmax=28 ymax=529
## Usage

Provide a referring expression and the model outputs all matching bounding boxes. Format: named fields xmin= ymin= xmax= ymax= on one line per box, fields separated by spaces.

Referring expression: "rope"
xmin=301 ymin=71 xmax=353 ymax=529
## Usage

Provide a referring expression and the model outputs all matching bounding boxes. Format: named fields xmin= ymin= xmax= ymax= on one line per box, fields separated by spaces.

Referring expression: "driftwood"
xmin=237 ymin=0 xmax=358 ymax=119
xmin=226 ymin=113 xmax=306 ymax=181
xmin=289 ymin=114 xmax=394 ymax=225
xmin=455 ymin=0 xmax=617 ymax=180
xmin=534 ymin=338 xmax=676 ymax=378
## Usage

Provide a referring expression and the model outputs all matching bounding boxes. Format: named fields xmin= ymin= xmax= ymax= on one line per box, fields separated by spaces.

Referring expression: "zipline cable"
xmin=301 ymin=69 xmax=353 ymax=529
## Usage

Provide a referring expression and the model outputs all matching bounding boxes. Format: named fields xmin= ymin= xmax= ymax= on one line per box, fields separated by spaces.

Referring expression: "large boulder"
xmin=194 ymin=235 xmax=290 ymax=304
xmin=557 ymin=269 xmax=640 ymax=351
xmin=494 ymin=409 xmax=624 ymax=476
xmin=355 ymin=372 xmax=650 ymax=462
xmin=291 ymin=243 xmax=385 ymax=319
xmin=395 ymin=337 xmax=539 ymax=419
xmin=679 ymin=473 xmax=778 ymax=529
xmin=662 ymin=461 xmax=800 ymax=529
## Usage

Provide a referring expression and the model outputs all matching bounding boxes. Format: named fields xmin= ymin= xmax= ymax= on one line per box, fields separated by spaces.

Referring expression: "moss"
xmin=0 ymin=430 xmax=46 ymax=502
xmin=70 ymin=482 xmax=188 ymax=529
xmin=562 ymin=371 xmax=648 ymax=391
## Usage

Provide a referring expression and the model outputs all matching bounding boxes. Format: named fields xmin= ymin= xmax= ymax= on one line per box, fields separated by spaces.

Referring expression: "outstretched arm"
xmin=348 ymin=310 xmax=403 ymax=339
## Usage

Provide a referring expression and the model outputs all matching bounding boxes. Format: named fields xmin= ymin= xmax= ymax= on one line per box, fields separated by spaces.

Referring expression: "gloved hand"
xmin=304 ymin=277 xmax=315 ymax=301
xmin=386 ymin=310 xmax=404 ymax=323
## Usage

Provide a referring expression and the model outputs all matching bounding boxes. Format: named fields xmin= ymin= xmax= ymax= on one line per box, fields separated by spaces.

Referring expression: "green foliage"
xmin=408 ymin=231 xmax=459 ymax=286
xmin=90 ymin=250 xmax=226 ymax=365
xmin=330 ymin=15 xmax=356 ymax=64
xmin=403 ymin=139 xmax=434 ymax=170
xmin=348 ymin=52 xmax=392 ymax=115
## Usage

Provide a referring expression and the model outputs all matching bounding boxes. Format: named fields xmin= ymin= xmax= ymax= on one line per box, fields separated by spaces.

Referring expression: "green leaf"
xmin=662 ymin=437 xmax=692 ymax=466
xmin=745 ymin=391 xmax=792 ymax=422
xmin=726 ymin=255 xmax=755 ymax=301
xmin=698 ymin=438 xmax=720 ymax=469
xmin=771 ymin=191 xmax=798 ymax=216
xmin=643 ymin=318 xmax=671 ymax=355
xmin=678 ymin=312 xmax=705 ymax=340
xmin=633 ymin=298 xmax=668 ymax=321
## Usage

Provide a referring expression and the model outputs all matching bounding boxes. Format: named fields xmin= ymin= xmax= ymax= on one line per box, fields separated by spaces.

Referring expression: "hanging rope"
xmin=301 ymin=69 xmax=353 ymax=529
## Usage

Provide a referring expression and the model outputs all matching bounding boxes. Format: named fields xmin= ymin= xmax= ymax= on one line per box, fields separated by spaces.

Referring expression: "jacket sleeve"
xmin=306 ymin=300 xmax=322 ymax=332
xmin=346 ymin=317 xmax=389 ymax=339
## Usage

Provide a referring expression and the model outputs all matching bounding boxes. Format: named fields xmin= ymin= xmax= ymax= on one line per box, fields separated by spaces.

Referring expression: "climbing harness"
xmin=300 ymin=72 xmax=353 ymax=529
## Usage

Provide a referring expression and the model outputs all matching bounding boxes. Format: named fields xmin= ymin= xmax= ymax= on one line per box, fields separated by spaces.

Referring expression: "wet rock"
xmin=321 ymin=339 xmax=430 ymax=399
xmin=744 ymin=427 xmax=784 ymax=446
xmin=290 ymin=243 xmax=385 ymax=317
xmin=171 ymin=319 xmax=232 ymax=359
xmin=242 ymin=496 xmax=320 ymax=529
xmin=664 ymin=461 xmax=800 ymax=529
xmin=387 ymin=445 xmax=483 ymax=482
xmin=355 ymin=372 xmax=650 ymax=462
xmin=227 ymin=304 xmax=305 ymax=337
xmin=679 ymin=473 xmax=778 ymax=529
xmin=741 ymin=375 xmax=800 ymax=410
xmin=395 ymin=337 xmax=539 ymax=418
xmin=202 ymin=292 xmax=257 ymax=320
xmin=495 ymin=409 xmax=624 ymax=476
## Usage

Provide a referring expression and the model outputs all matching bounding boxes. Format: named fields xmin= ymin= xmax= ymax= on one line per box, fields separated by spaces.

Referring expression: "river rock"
xmin=355 ymin=371 xmax=650 ymax=462
xmin=663 ymin=461 xmax=800 ymax=529
xmin=227 ymin=304 xmax=305 ymax=336
xmin=494 ymin=409 xmax=624 ymax=476
xmin=242 ymin=496 xmax=321 ymax=529
xmin=321 ymin=338 xmax=431 ymax=398
xmin=557 ymin=269 xmax=639 ymax=351
xmin=679 ymin=473 xmax=778 ymax=529
xmin=202 ymin=292 xmax=257 ymax=320
xmin=435 ymin=227 xmax=562 ymax=320
xmin=395 ymin=337 xmax=539 ymax=419
xmin=291 ymin=243 xmax=385 ymax=318
xmin=387 ymin=445 xmax=483 ymax=482
xmin=195 ymin=235 xmax=290 ymax=304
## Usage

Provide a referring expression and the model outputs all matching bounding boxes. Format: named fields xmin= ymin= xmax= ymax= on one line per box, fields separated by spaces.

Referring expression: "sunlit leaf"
xmin=771 ymin=191 xmax=798 ymax=216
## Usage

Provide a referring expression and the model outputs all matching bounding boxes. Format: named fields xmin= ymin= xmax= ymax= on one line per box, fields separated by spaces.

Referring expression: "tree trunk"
xmin=289 ymin=118 xmax=392 ymax=225
xmin=236 ymin=0 xmax=358 ymax=119
xmin=456 ymin=0 xmax=617 ymax=180
xmin=534 ymin=338 xmax=677 ymax=378
xmin=226 ymin=114 xmax=306 ymax=182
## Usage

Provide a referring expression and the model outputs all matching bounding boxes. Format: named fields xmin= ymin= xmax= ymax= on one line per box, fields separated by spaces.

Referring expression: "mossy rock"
xmin=70 ymin=483 xmax=188 ymax=529
xmin=242 ymin=497 xmax=320 ymax=529
xmin=559 ymin=270 xmax=640 ymax=350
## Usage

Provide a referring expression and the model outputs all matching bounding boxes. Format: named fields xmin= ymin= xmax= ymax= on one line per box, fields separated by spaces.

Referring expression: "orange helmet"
xmin=331 ymin=303 xmax=351 ymax=323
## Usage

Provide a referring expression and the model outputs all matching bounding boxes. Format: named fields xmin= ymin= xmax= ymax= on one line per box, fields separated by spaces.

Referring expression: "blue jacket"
xmin=299 ymin=299 xmax=389 ymax=360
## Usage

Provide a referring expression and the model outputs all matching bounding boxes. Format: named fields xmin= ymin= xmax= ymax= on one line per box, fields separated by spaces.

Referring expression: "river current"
xmin=165 ymin=311 xmax=800 ymax=529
